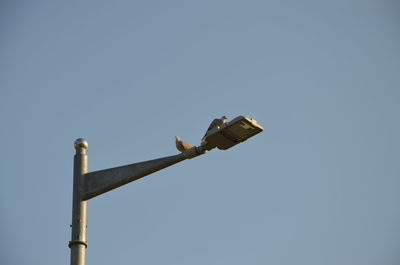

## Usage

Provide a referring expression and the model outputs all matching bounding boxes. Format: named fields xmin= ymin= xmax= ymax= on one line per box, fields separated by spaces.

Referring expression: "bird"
xmin=201 ymin=116 xmax=228 ymax=142
xmin=175 ymin=136 xmax=193 ymax=152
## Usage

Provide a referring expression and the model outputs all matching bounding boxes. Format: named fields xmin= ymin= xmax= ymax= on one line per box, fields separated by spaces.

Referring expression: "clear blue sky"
xmin=1 ymin=1 xmax=400 ymax=264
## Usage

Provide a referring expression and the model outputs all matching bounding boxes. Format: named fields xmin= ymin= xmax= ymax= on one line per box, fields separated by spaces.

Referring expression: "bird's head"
xmin=175 ymin=136 xmax=181 ymax=141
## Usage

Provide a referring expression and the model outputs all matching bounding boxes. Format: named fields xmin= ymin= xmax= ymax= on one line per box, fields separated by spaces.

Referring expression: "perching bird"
xmin=175 ymin=136 xmax=193 ymax=152
xmin=201 ymin=116 xmax=228 ymax=142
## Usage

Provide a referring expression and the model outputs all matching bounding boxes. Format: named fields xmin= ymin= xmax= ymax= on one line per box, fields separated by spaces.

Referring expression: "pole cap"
xmin=74 ymin=138 xmax=88 ymax=149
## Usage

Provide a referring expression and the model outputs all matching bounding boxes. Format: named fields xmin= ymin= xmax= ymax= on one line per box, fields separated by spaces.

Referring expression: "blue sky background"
xmin=1 ymin=1 xmax=400 ymax=264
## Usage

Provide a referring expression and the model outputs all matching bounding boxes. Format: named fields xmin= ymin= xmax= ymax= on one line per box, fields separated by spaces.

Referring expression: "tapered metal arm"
xmin=81 ymin=146 xmax=208 ymax=200
xmin=82 ymin=153 xmax=185 ymax=200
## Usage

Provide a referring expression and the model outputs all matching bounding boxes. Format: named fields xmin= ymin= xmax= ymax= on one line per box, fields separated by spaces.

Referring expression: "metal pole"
xmin=69 ymin=138 xmax=88 ymax=265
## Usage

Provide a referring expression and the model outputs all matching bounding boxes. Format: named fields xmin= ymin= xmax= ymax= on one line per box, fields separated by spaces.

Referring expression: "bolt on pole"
xmin=69 ymin=138 xmax=88 ymax=265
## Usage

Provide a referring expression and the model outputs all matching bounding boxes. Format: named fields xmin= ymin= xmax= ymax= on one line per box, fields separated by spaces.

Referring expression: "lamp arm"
xmin=81 ymin=145 xmax=209 ymax=200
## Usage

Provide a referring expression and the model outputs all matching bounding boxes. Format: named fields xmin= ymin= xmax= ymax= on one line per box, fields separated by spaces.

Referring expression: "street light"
xmin=201 ymin=115 xmax=264 ymax=150
xmin=68 ymin=116 xmax=263 ymax=265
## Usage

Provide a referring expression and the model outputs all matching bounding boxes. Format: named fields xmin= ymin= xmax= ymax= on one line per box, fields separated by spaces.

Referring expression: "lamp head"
xmin=202 ymin=116 xmax=263 ymax=150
